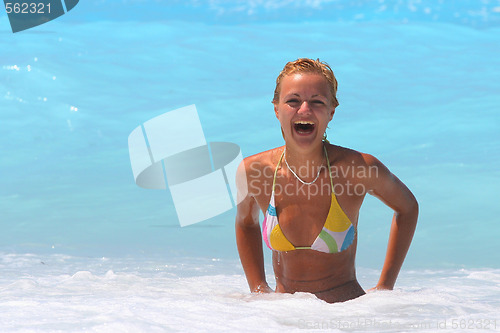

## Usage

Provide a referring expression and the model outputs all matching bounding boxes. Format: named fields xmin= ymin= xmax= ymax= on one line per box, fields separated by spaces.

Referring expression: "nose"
xmin=297 ymin=101 xmax=311 ymax=114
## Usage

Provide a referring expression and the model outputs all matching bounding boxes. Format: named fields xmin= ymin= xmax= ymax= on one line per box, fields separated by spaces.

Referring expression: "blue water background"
xmin=1 ymin=0 xmax=499 ymax=269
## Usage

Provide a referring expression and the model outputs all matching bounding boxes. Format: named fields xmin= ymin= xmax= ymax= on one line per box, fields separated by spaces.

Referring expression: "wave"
xmin=61 ymin=0 xmax=500 ymax=28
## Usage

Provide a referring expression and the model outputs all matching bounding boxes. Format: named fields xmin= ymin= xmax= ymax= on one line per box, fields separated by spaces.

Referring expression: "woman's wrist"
xmin=251 ymin=283 xmax=273 ymax=293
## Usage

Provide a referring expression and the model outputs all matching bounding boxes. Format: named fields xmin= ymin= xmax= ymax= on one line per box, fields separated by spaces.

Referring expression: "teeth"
xmin=294 ymin=121 xmax=314 ymax=125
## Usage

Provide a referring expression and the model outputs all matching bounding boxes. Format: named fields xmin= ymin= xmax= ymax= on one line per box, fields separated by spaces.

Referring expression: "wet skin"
xmin=242 ymin=145 xmax=367 ymax=302
xmin=235 ymin=73 xmax=418 ymax=303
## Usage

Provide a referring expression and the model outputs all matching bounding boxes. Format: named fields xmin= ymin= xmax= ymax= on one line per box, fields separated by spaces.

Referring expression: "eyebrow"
xmin=285 ymin=93 xmax=326 ymax=99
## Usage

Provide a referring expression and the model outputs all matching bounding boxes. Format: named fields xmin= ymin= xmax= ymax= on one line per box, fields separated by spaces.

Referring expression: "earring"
xmin=323 ymin=132 xmax=330 ymax=144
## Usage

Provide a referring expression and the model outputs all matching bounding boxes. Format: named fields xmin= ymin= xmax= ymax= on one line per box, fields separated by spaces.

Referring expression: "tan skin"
xmin=235 ymin=73 xmax=418 ymax=303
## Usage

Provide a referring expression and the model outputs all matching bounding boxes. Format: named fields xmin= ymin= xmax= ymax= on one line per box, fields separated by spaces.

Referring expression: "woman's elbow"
xmin=408 ymin=196 xmax=419 ymax=214
xmin=398 ymin=197 xmax=419 ymax=221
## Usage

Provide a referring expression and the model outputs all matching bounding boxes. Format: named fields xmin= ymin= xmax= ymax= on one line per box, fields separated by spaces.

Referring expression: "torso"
xmin=246 ymin=144 xmax=368 ymax=302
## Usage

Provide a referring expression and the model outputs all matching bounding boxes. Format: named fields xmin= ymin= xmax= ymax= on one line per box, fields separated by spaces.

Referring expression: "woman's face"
xmin=274 ymin=73 xmax=335 ymax=149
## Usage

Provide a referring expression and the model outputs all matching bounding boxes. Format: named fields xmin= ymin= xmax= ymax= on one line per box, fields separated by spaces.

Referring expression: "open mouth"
xmin=294 ymin=120 xmax=315 ymax=134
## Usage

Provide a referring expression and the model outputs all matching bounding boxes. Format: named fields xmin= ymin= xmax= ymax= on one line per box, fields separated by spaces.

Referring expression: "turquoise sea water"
xmin=1 ymin=1 xmax=500 ymax=331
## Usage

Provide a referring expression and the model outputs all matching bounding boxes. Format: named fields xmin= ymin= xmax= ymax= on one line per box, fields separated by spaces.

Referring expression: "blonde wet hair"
xmin=272 ymin=58 xmax=339 ymax=108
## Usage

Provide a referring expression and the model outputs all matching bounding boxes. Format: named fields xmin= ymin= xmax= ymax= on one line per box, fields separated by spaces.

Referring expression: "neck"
xmin=284 ymin=142 xmax=326 ymax=181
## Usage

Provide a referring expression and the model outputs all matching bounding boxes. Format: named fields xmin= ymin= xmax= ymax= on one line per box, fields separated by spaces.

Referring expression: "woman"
xmin=235 ymin=58 xmax=418 ymax=303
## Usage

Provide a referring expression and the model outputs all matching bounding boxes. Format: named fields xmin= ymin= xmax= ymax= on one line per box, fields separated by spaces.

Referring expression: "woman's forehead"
xmin=280 ymin=73 xmax=330 ymax=96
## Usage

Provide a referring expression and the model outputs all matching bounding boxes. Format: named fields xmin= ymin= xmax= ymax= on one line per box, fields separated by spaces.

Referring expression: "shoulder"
xmin=326 ymin=144 xmax=389 ymax=185
xmin=238 ymin=147 xmax=283 ymax=176
xmin=326 ymin=144 xmax=364 ymax=166
xmin=236 ymin=146 xmax=283 ymax=194
xmin=327 ymin=143 xmax=383 ymax=167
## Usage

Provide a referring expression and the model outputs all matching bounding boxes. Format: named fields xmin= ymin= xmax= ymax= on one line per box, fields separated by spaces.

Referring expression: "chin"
xmin=287 ymin=133 xmax=320 ymax=148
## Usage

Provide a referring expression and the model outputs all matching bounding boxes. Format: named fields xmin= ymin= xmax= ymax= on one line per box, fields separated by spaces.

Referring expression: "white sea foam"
xmin=0 ymin=254 xmax=499 ymax=332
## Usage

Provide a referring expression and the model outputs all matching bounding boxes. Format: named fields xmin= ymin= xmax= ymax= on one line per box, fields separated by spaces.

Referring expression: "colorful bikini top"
xmin=262 ymin=146 xmax=356 ymax=253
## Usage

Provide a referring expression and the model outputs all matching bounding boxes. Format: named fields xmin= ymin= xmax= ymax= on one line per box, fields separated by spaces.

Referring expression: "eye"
xmin=311 ymin=100 xmax=325 ymax=105
xmin=286 ymin=98 xmax=300 ymax=105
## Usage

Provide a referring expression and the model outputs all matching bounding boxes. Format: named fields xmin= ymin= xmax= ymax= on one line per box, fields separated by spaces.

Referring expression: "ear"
xmin=329 ymin=107 xmax=336 ymax=121
xmin=274 ymin=103 xmax=279 ymax=119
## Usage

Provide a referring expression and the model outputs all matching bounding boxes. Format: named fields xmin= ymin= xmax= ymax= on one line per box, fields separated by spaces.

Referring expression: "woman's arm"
xmin=235 ymin=161 xmax=273 ymax=293
xmin=362 ymin=154 xmax=419 ymax=290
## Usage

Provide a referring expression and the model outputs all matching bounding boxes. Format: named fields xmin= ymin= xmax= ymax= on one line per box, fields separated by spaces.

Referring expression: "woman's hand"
xmin=367 ymin=285 xmax=393 ymax=293
xmin=252 ymin=284 xmax=274 ymax=293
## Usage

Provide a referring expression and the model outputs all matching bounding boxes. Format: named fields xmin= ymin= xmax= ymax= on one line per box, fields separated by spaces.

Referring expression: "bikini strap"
xmin=272 ymin=149 xmax=285 ymax=192
xmin=324 ymin=144 xmax=334 ymax=189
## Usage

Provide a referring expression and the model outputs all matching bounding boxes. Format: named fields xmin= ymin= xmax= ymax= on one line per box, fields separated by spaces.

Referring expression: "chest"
xmin=272 ymin=177 xmax=333 ymax=246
